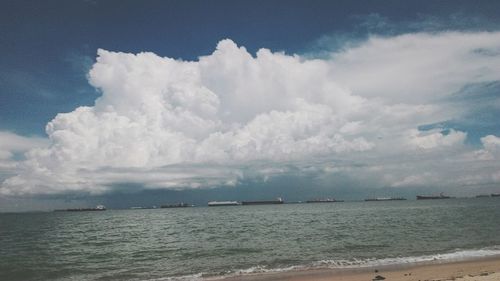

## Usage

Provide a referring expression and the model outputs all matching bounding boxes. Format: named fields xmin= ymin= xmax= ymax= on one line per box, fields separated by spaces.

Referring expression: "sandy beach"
xmin=216 ymin=257 xmax=500 ymax=281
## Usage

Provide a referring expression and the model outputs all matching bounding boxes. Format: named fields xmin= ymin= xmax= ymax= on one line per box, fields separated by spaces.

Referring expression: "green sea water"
xmin=1 ymin=198 xmax=500 ymax=281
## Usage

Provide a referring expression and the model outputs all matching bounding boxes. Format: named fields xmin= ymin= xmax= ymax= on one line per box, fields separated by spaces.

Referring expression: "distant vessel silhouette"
xmin=365 ymin=197 xmax=406 ymax=201
xmin=161 ymin=203 xmax=192 ymax=208
xmin=306 ymin=198 xmax=344 ymax=203
xmin=242 ymin=197 xmax=284 ymax=205
xmin=416 ymin=193 xmax=451 ymax=200
xmin=208 ymin=201 xmax=240 ymax=207
xmin=55 ymin=205 xmax=106 ymax=212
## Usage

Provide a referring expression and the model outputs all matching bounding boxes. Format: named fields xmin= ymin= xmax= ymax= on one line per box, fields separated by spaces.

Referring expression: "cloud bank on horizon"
xmin=2 ymin=31 xmax=500 ymax=195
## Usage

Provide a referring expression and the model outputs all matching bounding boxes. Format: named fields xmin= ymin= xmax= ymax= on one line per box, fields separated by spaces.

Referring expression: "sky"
xmin=1 ymin=0 xmax=500 ymax=211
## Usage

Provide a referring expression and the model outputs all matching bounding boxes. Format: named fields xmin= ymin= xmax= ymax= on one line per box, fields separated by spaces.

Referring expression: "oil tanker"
xmin=416 ymin=193 xmax=451 ymax=200
xmin=208 ymin=201 xmax=240 ymax=207
xmin=306 ymin=198 xmax=344 ymax=203
xmin=241 ymin=197 xmax=284 ymax=205
xmin=365 ymin=197 xmax=406 ymax=201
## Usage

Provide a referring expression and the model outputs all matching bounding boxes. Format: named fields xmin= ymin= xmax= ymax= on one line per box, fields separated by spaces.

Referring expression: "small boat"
xmin=242 ymin=197 xmax=284 ymax=205
xmin=416 ymin=193 xmax=451 ymax=200
xmin=365 ymin=197 xmax=406 ymax=201
xmin=208 ymin=201 xmax=240 ymax=207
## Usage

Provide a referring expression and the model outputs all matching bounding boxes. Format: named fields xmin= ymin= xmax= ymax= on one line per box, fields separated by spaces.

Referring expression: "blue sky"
xmin=2 ymin=0 xmax=500 ymax=135
xmin=0 ymin=1 xmax=500 ymax=135
xmin=1 ymin=1 xmax=500 ymax=210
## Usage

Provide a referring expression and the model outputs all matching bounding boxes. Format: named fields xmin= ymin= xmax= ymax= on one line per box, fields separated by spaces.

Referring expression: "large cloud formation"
xmin=0 ymin=132 xmax=47 ymax=170
xmin=2 ymin=32 xmax=500 ymax=195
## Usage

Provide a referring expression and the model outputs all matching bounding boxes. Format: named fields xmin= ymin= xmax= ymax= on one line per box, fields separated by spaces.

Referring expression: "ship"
xmin=306 ymin=198 xmax=344 ymax=203
xmin=492 ymin=193 xmax=500 ymax=197
xmin=131 ymin=206 xmax=158 ymax=209
xmin=364 ymin=197 xmax=407 ymax=201
xmin=416 ymin=193 xmax=451 ymax=200
xmin=161 ymin=203 xmax=192 ymax=208
xmin=56 ymin=205 xmax=106 ymax=212
xmin=241 ymin=197 xmax=284 ymax=205
xmin=475 ymin=194 xmax=490 ymax=198
xmin=208 ymin=201 xmax=240 ymax=207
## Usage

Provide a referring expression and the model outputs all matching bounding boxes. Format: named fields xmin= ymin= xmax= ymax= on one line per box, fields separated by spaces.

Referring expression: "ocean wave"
xmin=311 ymin=246 xmax=500 ymax=268
xmin=148 ymin=246 xmax=500 ymax=280
xmin=144 ymin=273 xmax=204 ymax=281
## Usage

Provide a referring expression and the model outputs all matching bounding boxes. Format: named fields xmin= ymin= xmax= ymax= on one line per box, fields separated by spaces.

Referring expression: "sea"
xmin=1 ymin=197 xmax=500 ymax=281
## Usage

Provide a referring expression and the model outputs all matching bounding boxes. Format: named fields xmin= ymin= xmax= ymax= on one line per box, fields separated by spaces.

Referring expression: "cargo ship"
xmin=208 ymin=201 xmax=240 ymax=207
xmin=365 ymin=197 xmax=407 ymax=201
xmin=55 ymin=205 xmax=106 ymax=212
xmin=241 ymin=197 xmax=284 ymax=205
xmin=416 ymin=193 xmax=451 ymax=200
xmin=161 ymin=203 xmax=192 ymax=208
xmin=130 ymin=206 xmax=158 ymax=209
xmin=306 ymin=198 xmax=344 ymax=203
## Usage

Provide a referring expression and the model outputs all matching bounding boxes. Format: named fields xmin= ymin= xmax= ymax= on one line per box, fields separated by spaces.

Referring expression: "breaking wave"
xmin=158 ymin=246 xmax=500 ymax=280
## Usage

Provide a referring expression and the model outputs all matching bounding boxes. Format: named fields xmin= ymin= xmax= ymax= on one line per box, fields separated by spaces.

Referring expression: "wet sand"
xmin=214 ymin=257 xmax=500 ymax=281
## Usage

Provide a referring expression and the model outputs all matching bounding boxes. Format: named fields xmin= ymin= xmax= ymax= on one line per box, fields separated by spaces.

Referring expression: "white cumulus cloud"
xmin=0 ymin=131 xmax=48 ymax=172
xmin=407 ymin=129 xmax=466 ymax=150
xmin=2 ymin=32 xmax=500 ymax=195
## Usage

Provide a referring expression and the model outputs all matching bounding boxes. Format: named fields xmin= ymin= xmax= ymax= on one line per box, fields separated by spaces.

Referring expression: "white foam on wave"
xmin=145 ymin=273 xmax=204 ymax=281
xmin=234 ymin=264 xmax=304 ymax=274
xmin=230 ymin=246 xmax=500 ymax=277
xmin=145 ymin=246 xmax=500 ymax=280
xmin=312 ymin=246 xmax=500 ymax=269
